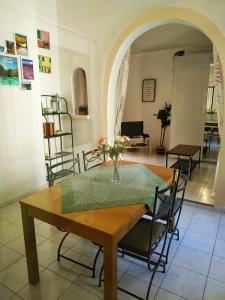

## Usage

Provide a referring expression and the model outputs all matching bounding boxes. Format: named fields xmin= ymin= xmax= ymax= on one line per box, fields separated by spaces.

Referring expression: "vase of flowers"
xmin=97 ymin=135 xmax=129 ymax=183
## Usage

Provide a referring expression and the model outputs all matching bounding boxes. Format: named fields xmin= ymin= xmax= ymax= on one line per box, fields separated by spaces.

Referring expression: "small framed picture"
xmin=142 ymin=79 xmax=156 ymax=102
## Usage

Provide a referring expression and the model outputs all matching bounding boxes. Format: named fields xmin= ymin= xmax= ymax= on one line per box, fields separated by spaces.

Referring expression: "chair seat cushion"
xmin=118 ymin=218 xmax=166 ymax=257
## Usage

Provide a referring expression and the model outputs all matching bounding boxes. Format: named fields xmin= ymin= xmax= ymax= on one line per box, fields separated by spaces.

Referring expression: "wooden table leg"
xmin=104 ymin=240 xmax=117 ymax=300
xmin=20 ymin=203 xmax=39 ymax=284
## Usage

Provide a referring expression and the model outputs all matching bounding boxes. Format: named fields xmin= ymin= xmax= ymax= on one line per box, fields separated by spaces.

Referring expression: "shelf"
xmin=47 ymin=169 xmax=74 ymax=181
xmin=42 ymin=111 xmax=68 ymax=116
xmin=72 ymin=114 xmax=90 ymax=120
xmin=170 ymin=159 xmax=199 ymax=174
xmin=45 ymin=151 xmax=73 ymax=161
xmin=44 ymin=132 xmax=72 ymax=139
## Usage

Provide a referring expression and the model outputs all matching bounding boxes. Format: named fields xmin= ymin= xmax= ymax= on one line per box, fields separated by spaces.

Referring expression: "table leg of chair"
xmin=20 ymin=203 xmax=39 ymax=284
xmin=104 ymin=241 xmax=117 ymax=300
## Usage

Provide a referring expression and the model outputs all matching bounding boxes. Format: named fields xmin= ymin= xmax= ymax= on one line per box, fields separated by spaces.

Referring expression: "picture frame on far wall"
xmin=142 ymin=79 xmax=156 ymax=102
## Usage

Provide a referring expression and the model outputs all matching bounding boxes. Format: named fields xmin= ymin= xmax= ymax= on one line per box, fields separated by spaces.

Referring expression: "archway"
xmin=103 ymin=7 xmax=225 ymax=207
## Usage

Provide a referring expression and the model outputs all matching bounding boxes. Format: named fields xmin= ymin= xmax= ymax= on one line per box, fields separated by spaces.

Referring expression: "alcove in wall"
xmin=72 ymin=67 xmax=89 ymax=117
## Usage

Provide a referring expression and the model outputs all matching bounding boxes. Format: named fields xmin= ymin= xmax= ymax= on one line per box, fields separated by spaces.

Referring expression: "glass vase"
xmin=112 ymin=157 xmax=120 ymax=183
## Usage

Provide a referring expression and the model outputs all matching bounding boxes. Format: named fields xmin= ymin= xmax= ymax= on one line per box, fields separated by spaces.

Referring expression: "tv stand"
xmin=121 ymin=121 xmax=150 ymax=152
xmin=127 ymin=134 xmax=150 ymax=152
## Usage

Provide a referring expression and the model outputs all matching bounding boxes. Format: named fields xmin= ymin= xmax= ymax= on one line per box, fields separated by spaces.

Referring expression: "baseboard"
xmin=0 ymin=183 xmax=48 ymax=209
xmin=183 ymin=198 xmax=225 ymax=213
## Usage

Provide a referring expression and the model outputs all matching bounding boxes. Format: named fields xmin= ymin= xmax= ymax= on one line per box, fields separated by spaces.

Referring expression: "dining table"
xmin=20 ymin=160 xmax=174 ymax=300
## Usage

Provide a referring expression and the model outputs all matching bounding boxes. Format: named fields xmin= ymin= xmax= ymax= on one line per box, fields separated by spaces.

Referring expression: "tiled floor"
xmin=1 ymin=201 xmax=225 ymax=299
xmin=123 ymin=151 xmax=216 ymax=205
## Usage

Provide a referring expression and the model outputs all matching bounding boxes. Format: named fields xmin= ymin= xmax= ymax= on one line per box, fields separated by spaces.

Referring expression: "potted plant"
xmin=78 ymin=104 xmax=88 ymax=115
xmin=155 ymin=103 xmax=172 ymax=154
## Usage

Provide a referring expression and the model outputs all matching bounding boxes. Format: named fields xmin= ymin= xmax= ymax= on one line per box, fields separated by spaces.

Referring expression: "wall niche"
xmin=72 ymin=67 xmax=89 ymax=117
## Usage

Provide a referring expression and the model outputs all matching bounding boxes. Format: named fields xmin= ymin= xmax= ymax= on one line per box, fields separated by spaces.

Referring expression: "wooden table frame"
xmin=20 ymin=162 xmax=173 ymax=300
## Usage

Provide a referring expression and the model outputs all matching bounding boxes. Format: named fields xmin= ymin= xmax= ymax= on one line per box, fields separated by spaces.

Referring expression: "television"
xmin=121 ymin=121 xmax=143 ymax=138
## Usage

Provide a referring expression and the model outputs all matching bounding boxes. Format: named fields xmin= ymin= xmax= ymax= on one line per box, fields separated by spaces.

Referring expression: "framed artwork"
xmin=38 ymin=55 xmax=51 ymax=73
xmin=0 ymin=55 xmax=19 ymax=86
xmin=6 ymin=41 xmax=15 ymax=55
xmin=21 ymin=80 xmax=32 ymax=90
xmin=142 ymin=79 xmax=156 ymax=102
xmin=15 ymin=33 xmax=28 ymax=56
xmin=21 ymin=58 xmax=34 ymax=80
xmin=37 ymin=29 xmax=50 ymax=49
xmin=0 ymin=45 xmax=5 ymax=53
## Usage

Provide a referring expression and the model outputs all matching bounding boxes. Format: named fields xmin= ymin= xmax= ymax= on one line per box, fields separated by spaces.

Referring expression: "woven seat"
xmin=119 ymin=218 xmax=166 ymax=257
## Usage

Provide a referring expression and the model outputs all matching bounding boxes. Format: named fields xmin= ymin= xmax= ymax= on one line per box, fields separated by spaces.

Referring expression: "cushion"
xmin=118 ymin=218 xmax=166 ymax=257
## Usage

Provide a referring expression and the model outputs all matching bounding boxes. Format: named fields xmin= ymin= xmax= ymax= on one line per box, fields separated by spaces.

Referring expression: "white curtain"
xmin=213 ymin=47 xmax=224 ymax=195
xmin=114 ymin=49 xmax=131 ymax=137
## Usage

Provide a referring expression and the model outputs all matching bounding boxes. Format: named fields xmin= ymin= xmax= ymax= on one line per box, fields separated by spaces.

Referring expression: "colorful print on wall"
xmin=6 ymin=41 xmax=15 ymax=55
xmin=38 ymin=55 xmax=51 ymax=73
xmin=15 ymin=33 xmax=28 ymax=56
xmin=0 ymin=55 xmax=19 ymax=86
xmin=21 ymin=80 xmax=32 ymax=90
xmin=0 ymin=45 xmax=4 ymax=53
xmin=21 ymin=58 xmax=34 ymax=80
xmin=37 ymin=29 xmax=50 ymax=49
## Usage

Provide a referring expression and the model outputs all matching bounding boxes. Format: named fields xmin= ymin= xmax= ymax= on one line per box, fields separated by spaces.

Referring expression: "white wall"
xmin=57 ymin=27 xmax=104 ymax=147
xmin=123 ymin=49 xmax=174 ymax=150
xmin=0 ymin=0 xmax=61 ymax=206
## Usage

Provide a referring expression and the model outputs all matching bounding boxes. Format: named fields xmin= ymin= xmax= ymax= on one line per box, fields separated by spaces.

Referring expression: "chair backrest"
xmin=176 ymin=172 xmax=188 ymax=203
xmin=148 ymin=170 xmax=177 ymax=253
xmin=46 ymin=154 xmax=81 ymax=187
xmin=82 ymin=149 xmax=105 ymax=171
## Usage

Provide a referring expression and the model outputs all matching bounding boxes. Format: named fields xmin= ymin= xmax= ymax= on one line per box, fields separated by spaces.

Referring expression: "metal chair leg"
xmin=92 ymin=247 xmax=102 ymax=278
xmin=57 ymin=232 xmax=70 ymax=261
xmin=98 ymin=264 xmax=104 ymax=287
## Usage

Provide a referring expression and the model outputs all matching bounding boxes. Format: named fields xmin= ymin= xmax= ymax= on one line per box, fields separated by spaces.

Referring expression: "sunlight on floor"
xmin=123 ymin=150 xmax=216 ymax=206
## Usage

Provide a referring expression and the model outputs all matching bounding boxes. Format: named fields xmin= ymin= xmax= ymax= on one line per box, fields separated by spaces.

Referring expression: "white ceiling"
xmin=131 ymin=23 xmax=212 ymax=54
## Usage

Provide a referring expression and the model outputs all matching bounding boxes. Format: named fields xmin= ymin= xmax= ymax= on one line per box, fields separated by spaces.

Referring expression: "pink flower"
xmin=91 ymin=150 xmax=96 ymax=155
xmin=115 ymin=136 xmax=125 ymax=143
xmin=122 ymin=135 xmax=130 ymax=142
xmin=98 ymin=137 xmax=105 ymax=145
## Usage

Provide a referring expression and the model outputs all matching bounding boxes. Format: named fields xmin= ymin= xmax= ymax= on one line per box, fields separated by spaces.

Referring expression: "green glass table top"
xmin=61 ymin=164 xmax=166 ymax=213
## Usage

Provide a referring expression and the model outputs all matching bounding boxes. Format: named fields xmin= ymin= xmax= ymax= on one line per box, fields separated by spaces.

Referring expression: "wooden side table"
xmin=166 ymin=144 xmax=201 ymax=179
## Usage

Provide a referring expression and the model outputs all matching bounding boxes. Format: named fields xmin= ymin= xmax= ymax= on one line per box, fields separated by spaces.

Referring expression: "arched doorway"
xmin=103 ymin=7 xmax=225 ymax=207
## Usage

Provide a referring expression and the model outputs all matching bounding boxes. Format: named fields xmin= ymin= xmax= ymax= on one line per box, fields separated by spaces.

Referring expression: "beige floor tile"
xmin=204 ymin=278 xmax=225 ymax=300
xmin=35 ymin=222 xmax=59 ymax=238
xmin=0 ymin=219 xmax=10 ymax=229
xmin=0 ymin=283 xmax=14 ymax=299
xmin=0 ymin=257 xmax=44 ymax=293
xmin=155 ymin=288 xmax=184 ymax=300
xmin=59 ymin=283 xmax=101 ymax=300
xmin=18 ymin=269 xmax=71 ymax=300
xmin=118 ymin=273 xmax=158 ymax=300
xmin=49 ymin=231 xmax=81 ymax=248
xmin=0 ymin=246 xmax=21 ymax=272
xmin=48 ymin=249 xmax=87 ymax=282
xmin=6 ymin=234 xmax=46 ymax=255
xmin=162 ymin=264 xmax=206 ymax=300
xmin=172 ymin=245 xmax=211 ymax=275
xmin=0 ymin=224 xmax=23 ymax=244
xmin=37 ymin=239 xmax=69 ymax=267
xmin=0 ymin=205 xmax=22 ymax=222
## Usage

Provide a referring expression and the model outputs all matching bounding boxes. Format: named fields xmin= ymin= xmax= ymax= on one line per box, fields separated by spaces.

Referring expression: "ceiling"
xmin=131 ymin=23 xmax=212 ymax=54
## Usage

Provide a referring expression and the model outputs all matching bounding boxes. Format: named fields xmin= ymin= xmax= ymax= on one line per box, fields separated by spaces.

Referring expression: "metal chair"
xmin=98 ymin=177 xmax=177 ymax=300
xmin=82 ymin=149 xmax=105 ymax=171
xmin=57 ymin=151 xmax=103 ymax=278
xmin=46 ymin=154 xmax=81 ymax=187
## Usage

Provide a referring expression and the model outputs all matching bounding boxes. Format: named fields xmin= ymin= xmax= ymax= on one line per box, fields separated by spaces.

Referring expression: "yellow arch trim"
xmin=103 ymin=6 xmax=225 ymax=206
